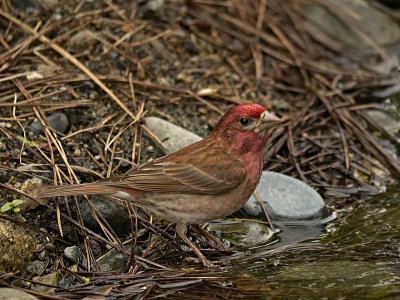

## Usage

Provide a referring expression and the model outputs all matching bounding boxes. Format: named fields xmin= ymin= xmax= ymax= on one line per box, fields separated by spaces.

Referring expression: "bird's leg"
xmin=193 ymin=224 xmax=226 ymax=251
xmin=176 ymin=223 xmax=215 ymax=268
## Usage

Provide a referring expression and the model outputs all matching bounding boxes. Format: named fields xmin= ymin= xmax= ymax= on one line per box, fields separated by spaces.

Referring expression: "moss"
xmin=0 ymin=220 xmax=37 ymax=276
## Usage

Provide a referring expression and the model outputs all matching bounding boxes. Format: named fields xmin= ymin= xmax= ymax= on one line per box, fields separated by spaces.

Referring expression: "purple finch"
xmin=40 ymin=104 xmax=281 ymax=267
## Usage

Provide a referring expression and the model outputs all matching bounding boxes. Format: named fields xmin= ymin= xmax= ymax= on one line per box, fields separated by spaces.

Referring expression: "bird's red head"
xmin=211 ymin=104 xmax=281 ymax=155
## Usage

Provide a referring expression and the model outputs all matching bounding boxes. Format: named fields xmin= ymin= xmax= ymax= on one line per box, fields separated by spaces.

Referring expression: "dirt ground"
xmin=0 ymin=0 xmax=399 ymax=298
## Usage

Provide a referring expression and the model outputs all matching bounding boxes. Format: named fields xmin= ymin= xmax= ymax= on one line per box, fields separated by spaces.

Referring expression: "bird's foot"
xmin=193 ymin=224 xmax=226 ymax=251
xmin=176 ymin=223 xmax=219 ymax=268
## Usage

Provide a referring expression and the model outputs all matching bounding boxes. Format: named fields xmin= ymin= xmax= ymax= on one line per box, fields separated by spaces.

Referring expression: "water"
xmin=172 ymin=185 xmax=400 ymax=299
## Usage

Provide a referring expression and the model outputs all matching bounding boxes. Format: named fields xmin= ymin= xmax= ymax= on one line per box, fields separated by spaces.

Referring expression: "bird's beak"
xmin=254 ymin=111 xmax=282 ymax=134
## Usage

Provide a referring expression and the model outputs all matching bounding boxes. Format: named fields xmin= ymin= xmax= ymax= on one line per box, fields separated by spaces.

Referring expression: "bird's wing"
xmin=107 ymin=143 xmax=246 ymax=195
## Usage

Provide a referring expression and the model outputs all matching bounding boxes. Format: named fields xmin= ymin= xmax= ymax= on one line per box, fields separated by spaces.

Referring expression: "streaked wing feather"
xmin=107 ymin=146 xmax=245 ymax=195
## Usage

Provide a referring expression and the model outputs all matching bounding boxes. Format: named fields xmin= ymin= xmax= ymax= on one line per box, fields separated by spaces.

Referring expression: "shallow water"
xmin=174 ymin=185 xmax=400 ymax=299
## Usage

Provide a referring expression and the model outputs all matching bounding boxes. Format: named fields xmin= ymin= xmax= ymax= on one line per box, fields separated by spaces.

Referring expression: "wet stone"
xmin=274 ymin=260 xmax=399 ymax=293
xmin=208 ymin=221 xmax=277 ymax=247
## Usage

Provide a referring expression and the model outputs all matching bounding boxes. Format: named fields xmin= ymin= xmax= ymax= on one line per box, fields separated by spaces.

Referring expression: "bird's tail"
xmin=38 ymin=182 xmax=117 ymax=198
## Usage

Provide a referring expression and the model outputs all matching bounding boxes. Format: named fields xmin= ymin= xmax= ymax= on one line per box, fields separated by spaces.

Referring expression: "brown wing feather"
xmin=106 ymin=140 xmax=246 ymax=195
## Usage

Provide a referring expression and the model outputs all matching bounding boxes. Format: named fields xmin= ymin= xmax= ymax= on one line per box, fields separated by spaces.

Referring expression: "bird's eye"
xmin=240 ymin=117 xmax=249 ymax=126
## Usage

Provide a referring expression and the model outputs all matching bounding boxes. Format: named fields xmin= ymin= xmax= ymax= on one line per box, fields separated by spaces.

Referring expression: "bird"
xmin=39 ymin=104 xmax=282 ymax=267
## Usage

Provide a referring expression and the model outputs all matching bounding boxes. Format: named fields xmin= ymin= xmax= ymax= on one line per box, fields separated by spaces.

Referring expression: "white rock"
xmin=144 ymin=117 xmax=202 ymax=154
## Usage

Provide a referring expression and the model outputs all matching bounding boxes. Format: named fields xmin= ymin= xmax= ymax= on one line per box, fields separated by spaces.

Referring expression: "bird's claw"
xmin=184 ymin=257 xmax=217 ymax=268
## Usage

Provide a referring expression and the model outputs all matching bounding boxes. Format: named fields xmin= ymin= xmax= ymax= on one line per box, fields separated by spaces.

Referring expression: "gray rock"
xmin=97 ymin=243 xmax=143 ymax=272
xmin=63 ymin=246 xmax=81 ymax=264
xmin=30 ymin=112 xmax=70 ymax=135
xmin=144 ymin=117 xmax=202 ymax=154
xmin=303 ymin=0 xmax=400 ymax=49
xmin=81 ymin=196 xmax=132 ymax=237
xmin=37 ymin=250 xmax=47 ymax=261
xmin=365 ymin=110 xmax=400 ymax=142
xmin=97 ymin=249 xmax=129 ymax=272
xmin=243 ymin=171 xmax=328 ymax=220
xmin=0 ymin=288 xmax=39 ymax=300
xmin=26 ymin=260 xmax=46 ymax=276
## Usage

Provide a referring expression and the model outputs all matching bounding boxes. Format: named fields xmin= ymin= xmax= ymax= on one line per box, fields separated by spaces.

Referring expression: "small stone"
xmin=97 ymin=250 xmax=128 ymax=272
xmin=53 ymin=13 xmax=62 ymax=21
xmin=26 ymin=71 xmax=43 ymax=81
xmin=44 ymin=242 xmax=57 ymax=253
xmin=146 ymin=0 xmax=164 ymax=11
xmin=80 ymin=196 xmax=132 ymax=237
xmin=0 ymin=122 xmax=11 ymax=128
xmin=243 ymin=171 xmax=328 ymax=220
xmin=73 ymin=148 xmax=81 ymax=157
xmin=30 ymin=112 xmax=70 ymax=135
xmin=97 ymin=244 xmax=142 ymax=272
xmin=144 ymin=117 xmax=202 ymax=154
xmin=37 ymin=250 xmax=47 ymax=261
xmin=63 ymin=246 xmax=81 ymax=264
xmin=26 ymin=260 xmax=46 ymax=276
xmin=36 ymin=63 xmax=59 ymax=77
